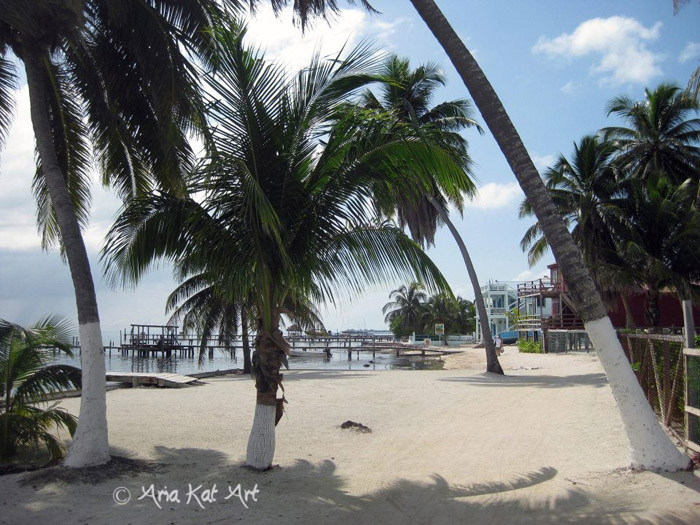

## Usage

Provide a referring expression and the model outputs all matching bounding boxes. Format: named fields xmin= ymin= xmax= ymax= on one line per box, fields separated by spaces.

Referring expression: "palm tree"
xmin=603 ymin=83 xmax=700 ymax=187
xmin=0 ymin=0 xmax=233 ymax=467
xmin=1 ymin=316 xmax=81 ymax=460
xmin=519 ymin=135 xmax=639 ymax=316
xmin=363 ymin=55 xmax=503 ymax=373
xmin=421 ymin=292 xmax=459 ymax=344
xmin=615 ymin=174 xmax=700 ymax=328
xmin=102 ymin=29 xmax=454 ymax=470
xmin=604 ymin=84 xmax=700 ymax=334
xmin=383 ymin=283 xmax=428 ymax=337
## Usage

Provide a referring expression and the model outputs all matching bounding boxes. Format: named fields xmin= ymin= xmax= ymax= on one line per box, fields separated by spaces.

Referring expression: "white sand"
xmin=1 ymin=347 xmax=699 ymax=524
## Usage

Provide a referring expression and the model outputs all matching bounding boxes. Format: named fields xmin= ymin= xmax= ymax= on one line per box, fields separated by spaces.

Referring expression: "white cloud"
xmin=243 ymin=5 xmax=404 ymax=71
xmin=679 ymin=41 xmax=700 ymax=63
xmin=560 ymin=81 xmax=578 ymax=94
xmin=531 ymin=153 xmax=557 ymax=172
xmin=465 ymin=182 xmax=523 ymax=210
xmin=512 ymin=269 xmax=549 ymax=282
xmin=533 ymin=16 xmax=663 ymax=85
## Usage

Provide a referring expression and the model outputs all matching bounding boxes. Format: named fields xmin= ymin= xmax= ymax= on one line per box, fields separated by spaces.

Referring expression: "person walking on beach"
xmin=494 ymin=335 xmax=503 ymax=356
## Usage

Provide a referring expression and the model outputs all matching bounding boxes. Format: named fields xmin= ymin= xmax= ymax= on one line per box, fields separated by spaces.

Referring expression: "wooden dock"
xmin=106 ymin=372 xmax=201 ymax=388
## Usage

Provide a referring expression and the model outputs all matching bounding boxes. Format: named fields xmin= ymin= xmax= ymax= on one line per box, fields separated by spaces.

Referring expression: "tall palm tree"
xmin=0 ymin=0 xmax=233 ymax=467
xmin=603 ymin=83 xmax=700 ymax=187
xmin=382 ymin=283 xmax=428 ymax=336
xmin=616 ymin=174 xmax=700 ymax=327
xmin=102 ymin=29 xmax=454 ymax=470
xmin=363 ymin=55 xmax=502 ymax=373
xmin=1 ymin=316 xmax=81 ymax=460
xmin=604 ymin=83 xmax=700 ymax=334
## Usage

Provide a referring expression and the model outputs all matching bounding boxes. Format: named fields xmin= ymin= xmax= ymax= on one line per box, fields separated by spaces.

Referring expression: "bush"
xmin=517 ymin=340 xmax=542 ymax=353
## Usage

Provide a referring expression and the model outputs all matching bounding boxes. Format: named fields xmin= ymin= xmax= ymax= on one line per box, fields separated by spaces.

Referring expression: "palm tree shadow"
xmin=440 ymin=372 xmax=609 ymax=389
xmin=5 ymin=447 xmax=697 ymax=524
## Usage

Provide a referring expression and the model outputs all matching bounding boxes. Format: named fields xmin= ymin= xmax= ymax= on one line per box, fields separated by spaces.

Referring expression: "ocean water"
xmin=48 ymin=347 xmax=445 ymax=375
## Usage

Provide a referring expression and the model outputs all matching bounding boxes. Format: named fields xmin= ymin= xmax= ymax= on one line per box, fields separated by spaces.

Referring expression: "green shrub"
xmin=517 ymin=340 xmax=542 ymax=353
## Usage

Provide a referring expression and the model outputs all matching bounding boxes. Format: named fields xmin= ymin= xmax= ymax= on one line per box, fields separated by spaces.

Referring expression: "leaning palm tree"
xmin=0 ymin=0 xmax=235 ymax=467
xmin=103 ymin=29 xmax=455 ymax=470
xmin=363 ymin=55 xmax=502 ymax=373
xmin=1 ymin=316 xmax=81 ymax=460
xmin=256 ymin=0 xmax=692 ymax=470
xmin=382 ymin=283 xmax=428 ymax=336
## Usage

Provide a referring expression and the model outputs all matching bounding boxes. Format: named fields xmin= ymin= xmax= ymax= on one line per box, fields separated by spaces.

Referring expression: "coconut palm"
xmin=363 ymin=55 xmax=503 ymax=373
xmin=615 ymin=173 xmax=700 ymax=327
xmin=1 ymin=316 xmax=81 ymax=460
xmin=0 ymin=0 xmax=235 ymax=467
xmin=603 ymin=83 xmax=700 ymax=187
xmin=102 ymin=29 xmax=455 ymax=470
xmin=383 ymin=283 xmax=428 ymax=337
xmin=420 ymin=292 xmax=459 ymax=344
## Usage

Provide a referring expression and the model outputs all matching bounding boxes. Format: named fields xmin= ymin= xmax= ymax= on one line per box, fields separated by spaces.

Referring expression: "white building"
xmin=475 ymin=282 xmax=518 ymax=341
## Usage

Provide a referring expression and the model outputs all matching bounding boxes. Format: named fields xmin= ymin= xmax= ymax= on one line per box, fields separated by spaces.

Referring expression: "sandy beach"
xmin=1 ymin=346 xmax=699 ymax=524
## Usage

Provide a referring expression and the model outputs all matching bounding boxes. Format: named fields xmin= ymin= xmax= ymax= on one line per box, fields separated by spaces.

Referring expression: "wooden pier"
xmin=106 ymin=372 xmax=201 ymax=388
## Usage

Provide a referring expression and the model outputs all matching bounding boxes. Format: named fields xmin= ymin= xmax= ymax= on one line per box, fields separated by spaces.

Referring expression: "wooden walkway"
xmin=106 ymin=372 xmax=201 ymax=388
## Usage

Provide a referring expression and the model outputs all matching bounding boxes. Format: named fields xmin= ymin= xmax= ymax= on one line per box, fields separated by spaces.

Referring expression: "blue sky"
xmin=1 ymin=0 xmax=699 ymax=338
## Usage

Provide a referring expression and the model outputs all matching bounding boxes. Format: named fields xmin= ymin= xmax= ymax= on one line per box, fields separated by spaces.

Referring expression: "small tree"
xmin=1 ymin=317 xmax=81 ymax=460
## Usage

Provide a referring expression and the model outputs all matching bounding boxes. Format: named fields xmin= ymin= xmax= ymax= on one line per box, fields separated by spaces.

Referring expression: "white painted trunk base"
xmin=246 ymin=403 xmax=276 ymax=470
xmin=586 ymin=317 xmax=690 ymax=471
xmin=64 ymin=322 xmax=111 ymax=468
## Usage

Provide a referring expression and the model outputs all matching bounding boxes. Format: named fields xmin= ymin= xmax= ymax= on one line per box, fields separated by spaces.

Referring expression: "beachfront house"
xmin=474 ymin=281 xmax=518 ymax=342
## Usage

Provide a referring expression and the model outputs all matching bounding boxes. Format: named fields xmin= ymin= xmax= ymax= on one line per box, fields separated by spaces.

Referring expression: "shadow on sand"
xmin=439 ymin=372 xmax=609 ymax=389
xmin=4 ymin=445 xmax=697 ymax=524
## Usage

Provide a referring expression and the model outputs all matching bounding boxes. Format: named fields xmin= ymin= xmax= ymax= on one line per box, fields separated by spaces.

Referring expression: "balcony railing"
xmin=517 ymin=313 xmax=584 ymax=331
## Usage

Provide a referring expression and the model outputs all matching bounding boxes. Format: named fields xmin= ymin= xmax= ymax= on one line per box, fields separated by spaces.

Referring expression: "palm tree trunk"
xmin=24 ymin=51 xmax=110 ymax=468
xmin=645 ymin=289 xmax=661 ymax=330
xmin=621 ymin=294 xmax=636 ymax=330
xmin=241 ymin=305 xmax=252 ymax=374
xmin=245 ymin=311 xmax=287 ymax=470
xmin=411 ymin=0 xmax=690 ymax=470
xmin=680 ymin=296 xmax=696 ymax=349
xmin=429 ymin=197 xmax=503 ymax=374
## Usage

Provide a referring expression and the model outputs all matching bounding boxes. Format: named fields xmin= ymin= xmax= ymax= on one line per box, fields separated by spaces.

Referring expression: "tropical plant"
xmin=517 ymin=340 xmax=542 ymax=354
xmin=363 ymin=55 xmax=502 ymax=373
xmin=0 ymin=0 xmax=234 ymax=467
xmin=1 ymin=317 xmax=81 ymax=460
xmin=383 ymin=283 xmax=428 ymax=337
xmin=102 ymin=29 xmax=453 ymax=470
